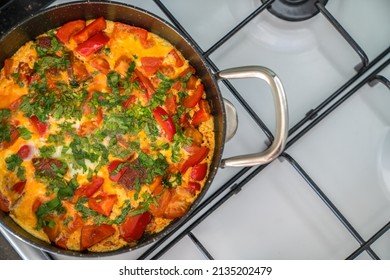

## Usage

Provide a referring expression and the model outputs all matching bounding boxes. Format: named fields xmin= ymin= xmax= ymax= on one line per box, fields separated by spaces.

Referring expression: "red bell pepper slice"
xmin=152 ymin=106 xmax=176 ymax=142
xmin=88 ymin=193 xmax=118 ymax=216
xmin=73 ymin=17 xmax=106 ymax=44
xmin=56 ymin=19 xmax=86 ymax=44
xmin=190 ymin=163 xmax=208 ymax=181
xmin=119 ymin=212 xmax=152 ymax=242
xmin=74 ymin=176 xmax=104 ymax=198
xmin=122 ymin=95 xmax=137 ymax=109
xmin=30 ymin=115 xmax=48 ymax=137
xmin=168 ymin=49 xmax=184 ymax=67
xmin=180 ymin=145 xmax=210 ymax=174
xmin=80 ymin=224 xmax=115 ymax=250
xmin=183 ymin=83 xmax=204 ymax=108
xmin=141 ymin=56 xmax=164 ymax=76
xmin=75 ymin=31 xmax=110 ymax=57
xmin=134 ymin=69 xmax=156 ymax=99
xmin=107 ymin=160 xmax=127 ymax=182
xmin=185 ymin=181 xmax=201 ymax=196
xmin=191 ymin=99 xmax=211 ymax=126
xmin=11 ymin=181 xmax=27 ymax=194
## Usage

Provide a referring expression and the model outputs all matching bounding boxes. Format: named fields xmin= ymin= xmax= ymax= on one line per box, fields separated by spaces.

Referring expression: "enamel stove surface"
xmin=1 ymin=0 xmax=389 ymax=260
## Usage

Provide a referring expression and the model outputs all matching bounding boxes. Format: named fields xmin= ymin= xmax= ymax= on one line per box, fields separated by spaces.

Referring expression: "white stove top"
xmin=1 ymin=0 xmax=390 ymax=260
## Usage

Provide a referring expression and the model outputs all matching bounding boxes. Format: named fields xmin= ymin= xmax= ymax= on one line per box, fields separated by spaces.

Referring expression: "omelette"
xmin=0 ymin=18 xmax=214 ymax=252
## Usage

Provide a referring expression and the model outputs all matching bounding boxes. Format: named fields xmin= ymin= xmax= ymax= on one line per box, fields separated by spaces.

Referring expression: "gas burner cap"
xmin=261 ymin=0 xmax=328 ymax=22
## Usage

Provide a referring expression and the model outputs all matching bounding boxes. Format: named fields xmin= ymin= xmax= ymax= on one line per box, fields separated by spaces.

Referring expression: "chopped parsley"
xmin=5 ymin=154 xmax=25 ymax=181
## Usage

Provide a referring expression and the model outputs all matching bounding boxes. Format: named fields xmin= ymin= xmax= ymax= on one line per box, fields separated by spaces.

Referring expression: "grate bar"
xmin=346 ymin=221 xmax=390 ymax=260
xmin=138 ymin=167 xmax=253 ymax=259
xmin=188 ymin=232 xmax=214 ymax=260
xmin=203 ymin=0 xmax=275 ymax=57
xmin=282 ymin=153 xmax=380 ymax=259
xmin=287 ymin=56 xmax=390 ymax=149
xmin=148 ymin=163 xmax=268 ymax=260
xmin=153 ymin=0 xmax=203 ymax=54
xmin=368 ymin=75 xmax=390 ymax=89
xmin=289 ymin=46 xmax=390 ymax=136
xmin=316 ymin=2 xmax=369 ymax=71
xmin=155 ymin=0 xmax=275 ymax=140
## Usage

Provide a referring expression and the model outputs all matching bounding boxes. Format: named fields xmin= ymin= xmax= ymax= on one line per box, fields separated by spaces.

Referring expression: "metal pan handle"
xmin=216 ymin=66 xmax=289 ymax=168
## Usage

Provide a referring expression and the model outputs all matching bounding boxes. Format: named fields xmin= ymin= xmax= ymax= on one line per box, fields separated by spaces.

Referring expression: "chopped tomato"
xmin=112 ymin=23 xmax=153 ymax=48
xmin=17 ymin=144 xmax=34 ymax=160
xmin=96 ymin=106 xmax=103 ymax=124
xmin=43 ymin=214 xmax=62 ymax=244
xmin=90 ymin=57 xmax=110 ymax=74
xmin=30 ymin=115 xmax=48 ymax=137
xmin=149 ymin=188 xmax=172 ymax=218
xmin=183 ymin=83 xmax=204 ymax=108
xmin=178 ymin=66 xmax=196 ymax=78
xmin=140 ymin=57 xmax=164 ymax=76
xmin=134 ymin=69 xmax=155 ymax=98
xmin=168 ymin=49 xmax=184 ymax=67
xmin=171 ymin=81 xmax=183 ymax=91
xmin=0 ymin=192 xmax=10 ymax=212
xmin=159 ymin=65 xmax=175 ymax=77
xmin=4 ymin=58 xmax=13 ymax=79
xmin=9 ymin=97 xmax=22 ymax=111
xmin=74 ymin=176 xmax=104 ymax=198
xmin=78 ymin=107 xmax=102 ymax=136
xmin=56 ymin=19 xmax=86 ymax=44
xmin=185 ymin=181 xmax=201 ymax=196
xmin=190 ymin=163 xmax=208 ymax=181
xmin=119 ymin=212 xmax=152 ymax=242
xmin=152 ymin=106 xmax=176 ymax=142
xmin=67 ymin=214 xmax=84 ymax=233
xmin=163 ymin=191 xmax=191 ymax=219
xmin=107 ymin=160 xmax=127 ymax=182
xmin=180 ymin=145 xmax=210 ymax=174
xmin=75 ymin=31 xmax=110 ymax=57
xmin=77 ymin=120 xmax=99 ymax=136
xmin=114 ymin=55 xmax=132 ymax=76
xmin=11 ymin=181 xmax=26 ymax=194
xmin=122 ymin=95 xmax=137 ymax=109
xmin=127 ymin=26 xmax=151 ymax=48
xmin=32 ymin=197 xmax=44 ymax=213
xmin=17 ymin=62 xmax=32 ymax=85
xmin=80 ymin=224 xmax=115 ymax=250
xmin=73 ymin=17 xmax=106 ymax=44
xmin=164 ymin=94 xmax=176 ymax=115
xmin=70 ymin=56 xmax=90 ymax=82
xmin=191 ymin=99 xmax=211 ymax=126
xmin=186 ymin=75 xmax=198 ymax=90
xmin=184 ymin=126 xmax=203 ymax=146
xmin=88 ymin=193 xmax=118 ymax=216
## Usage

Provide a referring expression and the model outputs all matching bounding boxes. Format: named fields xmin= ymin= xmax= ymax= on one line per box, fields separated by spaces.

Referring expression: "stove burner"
xmin=261 ymin=0 xmax=328 ymax=21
